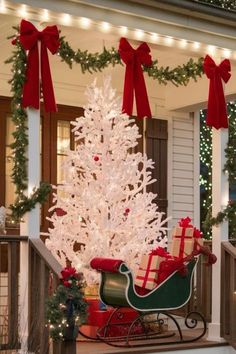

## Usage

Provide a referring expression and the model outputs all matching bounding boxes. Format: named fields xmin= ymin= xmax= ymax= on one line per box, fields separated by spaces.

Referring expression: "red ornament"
xmin=94 ymin=155 xmax=99 ymax=161
xmin=55 ymin=208 xmax=67 ymax=216
xmin=124 ymin=208 xmax=130 ymax=215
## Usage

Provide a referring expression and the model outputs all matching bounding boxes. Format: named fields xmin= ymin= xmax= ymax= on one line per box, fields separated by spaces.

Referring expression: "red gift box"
xmin=89 ymin=310 xmax=113 ymax=327
xmin=101 ymin=308 xmax=143 ymax=337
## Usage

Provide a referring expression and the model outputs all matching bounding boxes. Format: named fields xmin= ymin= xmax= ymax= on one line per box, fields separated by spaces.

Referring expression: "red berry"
xmin=94 ymin=156 xmax=99 ymax=161
xmin=125 ymin=208 xmax=130 ymax=214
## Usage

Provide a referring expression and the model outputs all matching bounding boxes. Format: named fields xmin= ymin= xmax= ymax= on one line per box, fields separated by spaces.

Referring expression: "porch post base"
xmin=207 ymin=322 xmax=226 ymax=342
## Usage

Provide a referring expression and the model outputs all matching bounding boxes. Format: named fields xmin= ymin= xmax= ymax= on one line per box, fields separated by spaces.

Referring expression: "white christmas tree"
xmin=45 ymin=77 xmax=170 ymax=284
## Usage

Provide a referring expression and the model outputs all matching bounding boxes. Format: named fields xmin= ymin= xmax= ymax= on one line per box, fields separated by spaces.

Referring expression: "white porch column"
xmin=19 ymin=21 xmax=41 ymax=352
xmin=208 ymin=128 xmax=229 ymax=342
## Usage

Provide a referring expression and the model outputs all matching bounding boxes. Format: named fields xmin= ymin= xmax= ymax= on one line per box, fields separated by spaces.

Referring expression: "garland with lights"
xmin=5 ymin=27 xmax=52 ymax=222
xmin=196 ymin=0 xmax=236 ymax=10
xmin=200 ymin=110 xmax=212 ymax=239
xmin=201 ymin=102 xmax=236 ymax=238
xmin=5 ymin=26 xmax=205 ymax=222
xmin=46 ymin=267 xmax=87 ymax=342
xmin=58 ymin=37 xmax=204 ymax=87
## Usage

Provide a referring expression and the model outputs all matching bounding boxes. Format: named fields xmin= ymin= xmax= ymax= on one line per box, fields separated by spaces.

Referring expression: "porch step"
xmin=76 ymin=333 xmax=233 ymax=354
xmin=76 ymin=342 xmax=233 ymax=354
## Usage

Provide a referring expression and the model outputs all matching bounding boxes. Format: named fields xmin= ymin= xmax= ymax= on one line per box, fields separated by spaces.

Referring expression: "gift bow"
xmin=194 ymin=227 xmax=202 ymax=239
xmin=19 ymin=19 xmax=59 ymax=112
xmin=178 ymin=217 xmax=193 ymax=228
xmin=118 ymin=37 xmax=152 ymax=118
xmin=149 ymin=247 xmax=171 ymax=258
xmin=203 ymin=55 xmax=231 ymax=129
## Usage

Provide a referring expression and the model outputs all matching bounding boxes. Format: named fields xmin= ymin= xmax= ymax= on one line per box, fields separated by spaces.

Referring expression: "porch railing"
xmin=0 ymin=236 xmax=68 ymax=354
xmin=0 ymin=235 xmax=27 ymax=351
xmin=221 ymin=241 xmax=236 ymax=349
xmin=28 ymin=238 xmax=62 ymax=354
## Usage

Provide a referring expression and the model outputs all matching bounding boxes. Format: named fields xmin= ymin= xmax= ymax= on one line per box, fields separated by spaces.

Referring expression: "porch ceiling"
xmin=1 ymin=5 xmax=236 ymax=111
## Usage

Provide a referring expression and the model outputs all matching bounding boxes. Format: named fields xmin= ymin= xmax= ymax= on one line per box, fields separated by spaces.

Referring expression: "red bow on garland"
xmin=203 ymin=55 xmax=231 ymax=129
xmin=19 ymin=19 xmax=60 ymax=112
xmin=118 ymin=38 xmax=152 ymax=118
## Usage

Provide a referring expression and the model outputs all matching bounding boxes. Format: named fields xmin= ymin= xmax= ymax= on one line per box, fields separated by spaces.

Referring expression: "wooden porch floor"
xmin=75 ymin=329 xmax=228 ymax=354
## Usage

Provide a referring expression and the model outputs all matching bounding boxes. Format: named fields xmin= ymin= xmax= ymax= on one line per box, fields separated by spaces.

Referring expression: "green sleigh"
xmin=79 ymin=256 xmax=207 ymax=348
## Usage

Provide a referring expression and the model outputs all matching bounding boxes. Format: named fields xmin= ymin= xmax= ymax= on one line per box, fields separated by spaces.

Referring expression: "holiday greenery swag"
xmin=45 ymin=77 xmax=170 ymax=283
xmin=46 ymin=266 xmax=87 ymax=341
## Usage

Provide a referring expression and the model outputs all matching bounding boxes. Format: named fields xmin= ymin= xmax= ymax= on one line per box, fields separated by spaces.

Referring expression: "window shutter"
xmin=146 ymin=118 xmax=168 ymax=215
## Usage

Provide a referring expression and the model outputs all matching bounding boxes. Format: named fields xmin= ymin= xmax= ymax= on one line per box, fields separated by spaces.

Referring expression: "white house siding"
xmin=168 ymin=114 xmax=198 ymax=231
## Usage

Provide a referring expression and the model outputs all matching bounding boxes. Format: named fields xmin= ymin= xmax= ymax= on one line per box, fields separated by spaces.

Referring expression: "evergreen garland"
xmin=5 ymin=26 xmax=205 ymax=222
xmin=199 ymin=111 xmax=212 ymax=239
xmin=46 ymin=267 xmax=88 ymax=341
xmin=59 ymin=37 xmax=204 ymax=86
xmin=196 ymin=0 xmax=236 ymax=10
xmin=201 ymin=103 xmax=236 ymax=238
xmin=5 ymin=28 xmax=52 ymax=222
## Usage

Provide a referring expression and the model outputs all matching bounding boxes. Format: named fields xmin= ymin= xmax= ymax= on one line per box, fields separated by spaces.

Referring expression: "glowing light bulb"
xmin=18 ymin=4 xmax=28 ymax=18
xmin=150 ymin=32 xmax=159 ymax=42
xmin=135 ymin=29 xmax=144 ymax=40
xmin=101 ymin=22 xmax=111 ymax=32
xmin=80 ymin=17 xmax=91 ymax=29
xmin=0 ymin=0 xmax=6 ymax=13
xmin=180 ymin=39 xmax=187 ymax=48
xmin=193 ymin=41 xmax=200 ymax=50
xmin=40 ymin=9 xmax=50 ymax=21
xmin=207 ymin=45 xmax=216 ymax=56
xmin=164 ymin=36 xmax=173 ymax=46
xmin=119 ymin=26 xmax=128 ymax=36
xmin=222 ymin=49 xmax=231 ymax=58
xmin=61 ymin=13 xmax=72 ymax=25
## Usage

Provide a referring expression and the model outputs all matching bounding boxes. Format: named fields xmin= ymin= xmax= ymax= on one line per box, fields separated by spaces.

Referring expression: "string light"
xmin=179 ymin=39 xmax=187 ymax=48
xmin=134 ymin=29 xmax=144 ymax=40
xmin=193 ymin=41 xmax=200 ymax=50
xmin=0 ymin=0 xmax=6 ymax=13
xmin=18 ymin=4 xmax=28 ymax=18
xmin=61 ymin=13 xmax=72 ymax=25
xmin=119 ymin=26 xmax=128 ymax=36
xmin=79 ymin=17 xmax=91 ymax=29
xmin=101 ymin=21 xmax=111 ymax=32
xmin=164 ymin=36 xmax=174 ymax=46
xmin=150 ymin=32 xmax=159 ymax=42
xmin=207 ymin=45 xmax=216 ymax=56
xmin=223 ymin=48 xmax=231 ymax=58
xmin=40 ymin=9 xmax=50 ymax=22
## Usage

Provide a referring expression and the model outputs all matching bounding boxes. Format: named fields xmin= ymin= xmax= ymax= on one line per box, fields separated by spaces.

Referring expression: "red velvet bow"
xmin=19 ymin=20 xmax=59 ymax=112
xmin=203 ymin=55 xmax=231 ymax=129
xmin=178 ymin=217 xmax=193 ymax=228
xmin=118 ymin=38 xmax=152 ymax=118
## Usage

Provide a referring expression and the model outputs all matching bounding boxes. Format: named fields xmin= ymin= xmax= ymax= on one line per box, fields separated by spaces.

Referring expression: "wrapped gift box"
xmin=135 ymin=247 xmax=171 ymax=290
xmin=170 ymin=218 xmax=204 ymax=258
xmin=135 ymin=269 xmax=158 ymax=290
xmin=171 ymin=238 xmax=195 ymax=258
xmin=170 ymin=217 xmax=195 ymax=258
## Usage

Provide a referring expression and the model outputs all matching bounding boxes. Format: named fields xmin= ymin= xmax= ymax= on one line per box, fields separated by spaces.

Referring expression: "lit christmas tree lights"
xmin=200 ymin=102 xmax=236 ymax=239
